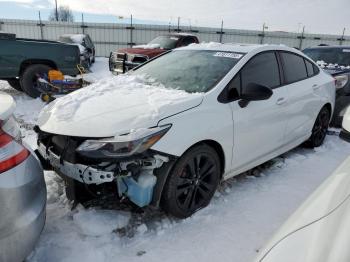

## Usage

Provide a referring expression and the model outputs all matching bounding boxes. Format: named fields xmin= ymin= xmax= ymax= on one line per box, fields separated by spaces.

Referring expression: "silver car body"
xmin=0 ymin=92 xmax=46 ymax=262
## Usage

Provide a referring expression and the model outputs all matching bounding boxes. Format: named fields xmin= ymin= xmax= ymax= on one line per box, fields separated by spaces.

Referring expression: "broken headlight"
xmin=76 ymin=125 xmax=171 ymax=158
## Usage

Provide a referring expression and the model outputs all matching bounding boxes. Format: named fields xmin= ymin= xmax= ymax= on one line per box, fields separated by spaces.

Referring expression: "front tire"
xmin=161 ymin=144 xmax=221 ymax=218
xmin=20 ymin=64 xmax=51 ymax=98
xmin=305 ymin=106 xmax=330 ymax=148
xmin=7 ymin=79 xmax=23 ymax=91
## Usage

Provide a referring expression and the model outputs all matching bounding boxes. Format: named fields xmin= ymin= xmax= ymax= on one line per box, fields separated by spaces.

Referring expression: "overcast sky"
xmin=0 ymin=0 xmax=349 ymax=35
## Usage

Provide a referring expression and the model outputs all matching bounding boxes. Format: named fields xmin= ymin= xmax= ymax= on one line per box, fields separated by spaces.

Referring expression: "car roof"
xmin=179 ymin=42 xmax=300 ymax=54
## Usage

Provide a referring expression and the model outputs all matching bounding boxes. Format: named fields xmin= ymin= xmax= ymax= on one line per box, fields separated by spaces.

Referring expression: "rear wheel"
xmin=7 ymin=79 xmax=23 ymax=91
xmin=161 ymin=144 xmax=221 ymax=218
xmin=20 ymin=64 xmax=51 ymax=98
xmin=305 ymin=106 xmax=330 ymax=148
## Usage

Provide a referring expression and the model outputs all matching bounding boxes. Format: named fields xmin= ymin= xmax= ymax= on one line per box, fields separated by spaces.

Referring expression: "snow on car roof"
xmin=179 ymin=42 xmax=297 ymax=54
xmin=61 ymin=34 xmax=86 ymax=43
xmin=167 ymin=33 xmax=196 ymax=37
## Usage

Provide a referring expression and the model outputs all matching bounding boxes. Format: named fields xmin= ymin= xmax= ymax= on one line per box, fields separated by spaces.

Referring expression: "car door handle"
xmin=312 ymin=84 xmax=320 ymax=90
xmin=276 ymin=97 xmax=287 ymax=105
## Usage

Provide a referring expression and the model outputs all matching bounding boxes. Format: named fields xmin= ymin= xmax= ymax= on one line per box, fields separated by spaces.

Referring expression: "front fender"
xmin=151 ymin=102 xmax=233 ymax=174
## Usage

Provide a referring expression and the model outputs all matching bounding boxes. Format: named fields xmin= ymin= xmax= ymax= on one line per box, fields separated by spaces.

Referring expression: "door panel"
xmin=229 ymin=51 xmax=288 ymax=171
xmin=279 ymin=52 xmax=321 ymax=143
xmin=232 ymin=87 xmax=288 ymax=171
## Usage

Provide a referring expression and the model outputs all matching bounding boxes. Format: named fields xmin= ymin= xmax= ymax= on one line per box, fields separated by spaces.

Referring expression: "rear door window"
xmin=305 ymin=59 xmax=315 ymax=77
xmin=241 ymin=52 xmax=281 ymax=90
xmin=280 ymin=52 xmax=308 ymax=84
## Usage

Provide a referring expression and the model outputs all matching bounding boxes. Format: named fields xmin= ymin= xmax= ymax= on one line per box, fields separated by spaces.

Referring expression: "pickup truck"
xmin=109 ymin=33 xmax=199 ymax=74
xmin=0 ymin=33 xmax=81 ymax=97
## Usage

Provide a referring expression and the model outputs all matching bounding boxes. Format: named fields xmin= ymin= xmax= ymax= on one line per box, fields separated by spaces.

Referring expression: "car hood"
xmin=255 ymin=156 xmax=350 ymax=262
xmin=118 ymin=48 xmax=166 ymax=58
xmin=38 ymin=75 xmax=203 ymax=137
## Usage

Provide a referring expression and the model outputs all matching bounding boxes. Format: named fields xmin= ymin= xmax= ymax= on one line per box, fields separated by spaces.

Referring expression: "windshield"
xmin=304 ymin=48 xmax=350 ymax=66
xmin=131 ymin=50 xmax=244 ymax=93
xmin=148 ymin=36 xmax=179 ymax=49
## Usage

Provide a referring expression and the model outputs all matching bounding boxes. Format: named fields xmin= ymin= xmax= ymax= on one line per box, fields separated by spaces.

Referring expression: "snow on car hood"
xmin=38 ymin=74 xmax=203 ymax=137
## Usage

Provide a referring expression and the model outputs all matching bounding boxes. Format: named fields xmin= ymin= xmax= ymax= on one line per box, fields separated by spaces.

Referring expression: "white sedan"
xmin=36 ymin=43 xmax=335 ymax=218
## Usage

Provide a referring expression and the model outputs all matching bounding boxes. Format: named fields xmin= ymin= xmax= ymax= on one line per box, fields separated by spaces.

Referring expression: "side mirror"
xmin=340 ymin=106 xmax=350 ymax=143
xmin=239 ymin=83 xmax=273 ymax=108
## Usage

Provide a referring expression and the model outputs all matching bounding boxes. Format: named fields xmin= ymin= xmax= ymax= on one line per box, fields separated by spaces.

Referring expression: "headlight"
xmin=334 ymin=74 xmax=349 ymax=89
xmin=76 ymin=125 xmax=171 ymax=158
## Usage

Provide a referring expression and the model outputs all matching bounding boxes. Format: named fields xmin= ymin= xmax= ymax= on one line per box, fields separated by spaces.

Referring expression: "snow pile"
xmin=69 ymin=34 xmax=85 ymax=44
xmin=133 ymin=44 xmax=161 ymax=49
xmin=73 ymin=208 xmax=130 ymax=237
xmin=189 ymin=41 xmax=222 ymax=48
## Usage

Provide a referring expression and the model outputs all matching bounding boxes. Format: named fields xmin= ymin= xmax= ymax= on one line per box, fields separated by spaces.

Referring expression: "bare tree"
xmin=49 ymin=5 xmax=74 ymax=22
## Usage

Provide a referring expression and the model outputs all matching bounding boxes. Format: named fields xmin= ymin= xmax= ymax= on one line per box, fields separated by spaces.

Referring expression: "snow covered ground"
xmin=1 ymin=58 xmax=350 ymax=262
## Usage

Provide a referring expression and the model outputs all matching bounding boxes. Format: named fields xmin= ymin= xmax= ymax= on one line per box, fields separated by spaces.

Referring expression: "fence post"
xmin=37 ymin=11 xmax=44 ymax=40
xmin=126 ymin=14 xmax=135 ymax=47
xmin=176 ymin=17 xmax=181 ymax=32
xmin=81 ymin=13 xmax=86 ymax=34
xmin=339 ymin=28 xmax=346 ymax=46
xmin=298 ymin=26 xmax=305 ymax=49
xmin=259 ymin=23 xmax=267 ymax=44
xmin=219 ymin=20 xmax=224 ymax=43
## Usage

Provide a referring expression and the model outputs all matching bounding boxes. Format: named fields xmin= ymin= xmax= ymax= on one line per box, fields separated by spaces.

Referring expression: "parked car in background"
xmin=109 ymin=33 xmax=199 ymax=73
xmin=0 ymin=92 xmax=46 ymax=262
xmin=255 ymin=108 xmax=350 ymax=262
xmin=0 ymin=32 xmax=81 ymax=98
xmin=303 ymin=46 xmax=350 ymax=126
xmin=36 ymin=43 xmax=334 ymax=218
xmin=59 ymin=34 xmax=96 ymax=68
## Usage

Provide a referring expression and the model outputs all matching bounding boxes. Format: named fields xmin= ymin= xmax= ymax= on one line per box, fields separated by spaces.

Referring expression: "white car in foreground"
xmin=36 ymin=43 xmax=335 ymax=218
xmin=255 ymin=107 xmax=350 ymax=262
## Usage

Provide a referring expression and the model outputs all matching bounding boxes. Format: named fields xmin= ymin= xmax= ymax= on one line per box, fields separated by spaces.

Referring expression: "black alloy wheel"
xmin=305 ymin=106 xmax=331 ymax=148
xmin=161 ymin=144 xmax=221 ymax=218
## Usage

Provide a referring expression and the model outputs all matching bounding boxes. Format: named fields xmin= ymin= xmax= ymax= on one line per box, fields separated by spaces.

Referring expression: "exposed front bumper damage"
xmin=36 ymin=136 xmax=170 ymax=208
xmin=38 ymin=142 xmax=115 ymax=185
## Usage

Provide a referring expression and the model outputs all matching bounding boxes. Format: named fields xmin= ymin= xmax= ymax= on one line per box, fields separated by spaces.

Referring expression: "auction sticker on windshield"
xmin=213 ymin=52 xmax=243 ymax=59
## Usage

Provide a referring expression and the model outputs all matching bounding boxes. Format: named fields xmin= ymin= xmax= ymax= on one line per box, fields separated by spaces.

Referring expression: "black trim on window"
xmin=278 ymin=51 xmax=320 ymax=86
xmin=218 ymin=50 xmax=283 ymax=104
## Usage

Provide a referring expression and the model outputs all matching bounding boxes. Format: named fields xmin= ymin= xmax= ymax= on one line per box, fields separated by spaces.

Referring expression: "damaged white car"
xmin=36 ymin=43 xmax=335 ymax=218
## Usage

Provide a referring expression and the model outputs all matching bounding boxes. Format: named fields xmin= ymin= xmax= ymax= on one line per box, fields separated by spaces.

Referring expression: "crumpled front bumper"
xmin=37 ymin=142 xmax=115 ymax=185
